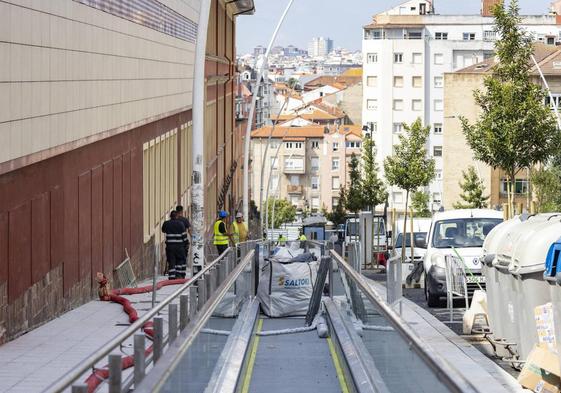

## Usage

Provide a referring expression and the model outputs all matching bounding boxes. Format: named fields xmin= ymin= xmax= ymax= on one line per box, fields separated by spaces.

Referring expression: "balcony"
xmin=283 ymin=156 xmax=306 ymax=174
xmin=287 ymin=185 xmax=304 ymax=194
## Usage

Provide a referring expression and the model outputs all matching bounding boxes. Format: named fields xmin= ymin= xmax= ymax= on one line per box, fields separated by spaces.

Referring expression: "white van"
xmin=422 ymin=209 xmax=503 ymax=307
xmin=393 ymin=218 xmax=432 ymax=262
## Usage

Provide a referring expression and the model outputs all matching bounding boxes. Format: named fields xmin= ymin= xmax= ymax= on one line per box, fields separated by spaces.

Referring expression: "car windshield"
xmin=395 ymin=232 xmax=427 ymax=248
xmin=432 ymin=218 xmax=502 ymax=249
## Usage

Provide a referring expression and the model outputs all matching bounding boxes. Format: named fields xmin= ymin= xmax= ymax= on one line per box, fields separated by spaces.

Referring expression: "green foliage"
xmin=287 ymin=77 xmax=299 ymax=90
xmin=459 ymin=0 xmax=560 ymax=216
xmin=411 ymin=190 xmax=431 ymax=217
xmin=531 ymin=166 xmax=561 ymax=213
xmin=453 ymin=166 xmax=489 ymax=209
xmin=327 ymin=188 xmax=347 ymax=226
xmin=361 ymin=137 xmax=387 ymax=211
xmin=384 ymin=119 xmax=436 ymax=195
xmin=265 ymin=198 xmax=296 ymax=229
xmin=346 ymin=153 xmax=363 ymax=214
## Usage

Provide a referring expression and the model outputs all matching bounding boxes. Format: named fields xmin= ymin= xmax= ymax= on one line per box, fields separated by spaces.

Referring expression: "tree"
xmin=287 ymin=77 xmax=299 ymax=90
xmin=361 ymin=136 xmax=387 ymax=212
xmin=453 ymin=166 xmax=489 ymax=209
xmin=346 ymin=153 xmax=363 ymax=215
xmin=411 ymin=190 xmax=431 ymax=217
xmin=531 ymin=166 xmax=561 ymax=213
xmin=327 ymin=188 xmax=347 ymax=226
xmin=460 ymin=0 xmax=560 ymax=217
xmin=384 ymin=119 xmax=435 ymax=263
xmin=265 ymin=198 xmax=296 ymax=229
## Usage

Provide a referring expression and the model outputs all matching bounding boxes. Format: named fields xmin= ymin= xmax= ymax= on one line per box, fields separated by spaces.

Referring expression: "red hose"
xmin=84 ymin=278 xmax=189 ymax=392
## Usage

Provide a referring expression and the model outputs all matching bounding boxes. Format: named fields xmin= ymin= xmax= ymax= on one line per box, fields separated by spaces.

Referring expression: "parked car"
xmin=422 ymin=209 xmax=503 ymax=307
xmin=392 ymin=218 xmax=432 ymax=263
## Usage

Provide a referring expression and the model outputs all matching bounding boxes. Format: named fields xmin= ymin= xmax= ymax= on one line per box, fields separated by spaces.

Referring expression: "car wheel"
xmin=425 ymin=275 xmax=440 ymax=307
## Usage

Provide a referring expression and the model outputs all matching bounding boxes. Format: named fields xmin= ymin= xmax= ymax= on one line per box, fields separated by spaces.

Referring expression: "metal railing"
xmin=329 ymin=249 xmax=480 ymax=393
xmin=44 ymin=247 xmax=242 ymax=393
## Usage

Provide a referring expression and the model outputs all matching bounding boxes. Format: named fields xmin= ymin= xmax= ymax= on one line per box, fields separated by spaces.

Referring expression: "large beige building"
xmin=251 ymin=125 xmax=363 ymax=214
xmin=443 ymin=44 xmax=561 ymax=210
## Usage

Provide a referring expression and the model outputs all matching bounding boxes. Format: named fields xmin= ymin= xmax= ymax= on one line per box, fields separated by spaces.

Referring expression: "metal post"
xmin=198 ymin=279 xmax=206 ymax=310
xmin=108 ymin=354 xmax=122 ymax=393
xmin=218 ymin=262 xmax=226 ymax=286
xmin=152 ymin=241 xmax=159 ymax=309
xmin=253 ymin=244 xmax=260 ymax=297
xmin=179 ymin=294 xmax=189 ymax=331
xmin=328 ymin=256 xmax=334 ymax=299
xmin=153 ymin=317 xmax=163 ymax=363
xmin=188 ymin=286 xmax=197 ymax=320
xmin=133 ymin=334 xmax=146 ymax=385
xmin=168 ymin=303 xmax=178 ymax=343
xmin=71 ymin=386 xmax=88 ymax=393
xmin=209 ymin=268 xmax=217 ymax=294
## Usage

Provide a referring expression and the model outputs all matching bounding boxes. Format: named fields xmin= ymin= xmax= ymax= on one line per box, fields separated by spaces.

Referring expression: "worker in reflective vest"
xmin=299 ymin=230 xmax=307 ymax=248
xmin=214 ymin=210 xmax=232 ymax=256
xmin=161 ymin=210 xmax=187 ymax=279
xmin=232 ymin=212 xmax=248 ymax=244
xmin=278 ymin=234 xmax=287 ymax=246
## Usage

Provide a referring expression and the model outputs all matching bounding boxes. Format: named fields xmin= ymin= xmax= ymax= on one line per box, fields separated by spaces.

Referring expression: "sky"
xmin=236 ymin=0 xmax=554 ymax=54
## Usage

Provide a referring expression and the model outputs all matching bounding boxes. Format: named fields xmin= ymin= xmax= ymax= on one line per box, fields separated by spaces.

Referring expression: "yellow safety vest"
xmin=214 ymin=220 xmax=229 ymax=245
xmin=278 ymin=236 xmax=287 ymax=245
xmin=232 ymin=221 xmax=248 ymax=244
xmin=299 ymin=234 xmax=307 ymax=241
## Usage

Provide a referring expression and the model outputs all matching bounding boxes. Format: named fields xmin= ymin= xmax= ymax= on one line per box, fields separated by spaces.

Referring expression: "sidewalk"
xmin=367 ymin=279 xmax=528 ymax=393
xmin=0 ymin=277 xmax=180 ymax=393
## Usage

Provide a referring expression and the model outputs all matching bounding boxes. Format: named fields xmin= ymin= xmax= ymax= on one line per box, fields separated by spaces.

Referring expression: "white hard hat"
xmin=236 ymin=212 xmax=243 ymax=218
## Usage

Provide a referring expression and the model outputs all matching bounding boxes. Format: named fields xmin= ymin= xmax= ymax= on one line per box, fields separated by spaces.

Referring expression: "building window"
xmin=394 ymin=53 xmax=403 ymax=63
xmin=346 ymin=141 xmax=362 ymax=148
xmin=393 ymin=99 xmax=404 ymax=111
xmin=412 ymin=76 xmax=422 ymax=88
xmin=434 ymin=100 xmax=443 ymax=111
xmin=393 ymin=76 xmax=404 ymax=88
xmin=412 ymin=99 xmax=422 ymax=111
xmin=500 ymin=179 xmax=529 ymax=195
xmin=435 ymin=169 xmax=442 ymax=180
xmin=433 ymin=123 xmax=443 ymax=134
xmin=412 ymin=53 xmax=423 ymax=64
xmin=311 ymin=197 xmax=320 ymax=211
xmin=393 ymin=192 xmax=403 ymax=204
xmin=311 ymin=157 xmax=319 ymax=171
xmin=365 ymin=29 xmax=382 ymax=40
xmin=463 ymin=32 xmax=476 ymax=41
xmin=332 ymin=158 xmax=340 ymax=170
xmin=367 ymin=122 xmax=377 ymax=132
xmin=270 ymin=157 xmax=278 ymax=169
xmin=366 ymin=53 xmax=378 ymax=63
xmin=285 ymin=142 xmax=302 ymax=149
xmin=434 ymin=53 xmax=444 ymax=65
xmin=406 ymin=30 xmax=423 ymax=40
xmin=289 ymin=175 xmax=300 ymax=185
xmin=270 ymin=174 xmax=279 ymax=193
xmin=311 ymin=176 xmax=320 ymax=190
xmin=434 ymin=76 xmax=443 ymax=88
xmin=332 ymin=197 xmax=340 ymax=207
xmin=311 ymin=141 xmax=319 ymax=149
xmin=332 ymin=142 xmax=339 ymax=151
xmin=367 ymin=76 xmax=378 ymax=87
xmin=367 ymin=99 xmax=378 ymax=110
xmin=332 ymin=176 xmax=340 ymax=190
xmin=433 ymin=146 xmax=443 ymax=157
xmin=435 ymin=32 xmax=448 ymax=40
xmin=483 ymin=30 xmax=497 ymax=41
xmin=285 ymin=158 xmax=304 ymax=170
xmin=393 ymin=123 xmax=403 ymax=133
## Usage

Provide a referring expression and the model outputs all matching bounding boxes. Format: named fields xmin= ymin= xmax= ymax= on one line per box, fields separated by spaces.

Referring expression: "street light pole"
xmin=531 ymin=54 xmax=561 ymax=129
xmin=242 ymin=0 xmax=296 ymax=221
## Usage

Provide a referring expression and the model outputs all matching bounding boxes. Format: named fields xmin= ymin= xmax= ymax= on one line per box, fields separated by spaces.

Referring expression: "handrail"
xmin=136 ymin=249 xmax=256 ymax=393
xmin=329 ymin=249 xmax=480 ymax=393
xmin=44 ymin=247 xmax=234 ymax=393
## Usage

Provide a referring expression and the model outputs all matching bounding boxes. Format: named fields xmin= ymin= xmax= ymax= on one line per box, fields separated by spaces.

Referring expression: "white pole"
xmin=191 ymin=0 xmax=212 ymax=271
xmin=243 ymin=0 xmax=296 ymax=221
xmin=531 ymin=54 xmax=561 ymax=130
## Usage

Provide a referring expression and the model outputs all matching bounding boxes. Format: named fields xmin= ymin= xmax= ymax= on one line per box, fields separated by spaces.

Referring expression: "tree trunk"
xmin=401 ymin=190 xmax=409 ymax=265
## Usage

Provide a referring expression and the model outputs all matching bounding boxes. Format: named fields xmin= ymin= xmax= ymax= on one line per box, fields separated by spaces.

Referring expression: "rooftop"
xmin=251 ymin=125 xmax=327 ymax=139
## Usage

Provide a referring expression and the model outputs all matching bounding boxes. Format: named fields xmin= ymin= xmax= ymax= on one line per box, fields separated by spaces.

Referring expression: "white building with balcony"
xmin=362 ymin=0 xmax=561 ymax=211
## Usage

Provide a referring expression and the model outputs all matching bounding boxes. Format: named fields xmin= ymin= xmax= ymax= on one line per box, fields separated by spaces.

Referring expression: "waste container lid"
xmin=510 ymin=219 xmax=561 ymax=275
xmin=545 ymin=236 xmax=561 ymax=279
xmin=483 ymin=216 xmax=521 ymax=265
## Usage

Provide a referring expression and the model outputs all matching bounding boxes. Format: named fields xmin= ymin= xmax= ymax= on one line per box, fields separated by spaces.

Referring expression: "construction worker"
xmin=175 ymin=205 xmax=191 ymax=277
xmin=232 ymin=212 xmax=248 ymax=244
xmin=162 ymin=210 xmax=187 ymax=279
xmin=278 ymin=234 xmax=287 ymax=246
xmin=214 ymin=210 xmax=232 ymax=256
xmin=299 ymin=230 xmax=307 ymax=248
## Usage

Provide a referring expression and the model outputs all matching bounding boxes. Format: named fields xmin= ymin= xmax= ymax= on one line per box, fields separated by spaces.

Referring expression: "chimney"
xmin=481 ymin=0 xmax=501 ymax=17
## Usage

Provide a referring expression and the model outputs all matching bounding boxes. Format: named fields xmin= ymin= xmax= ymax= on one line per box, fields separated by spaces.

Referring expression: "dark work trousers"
xmin=166 ymin=244 xmax=187 ymax=279
xmin=216 ymin=244 xmax=228 ymax=257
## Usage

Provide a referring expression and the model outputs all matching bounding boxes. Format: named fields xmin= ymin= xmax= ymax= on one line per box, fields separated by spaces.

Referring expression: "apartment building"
xmin=443 ymin=44 xmax=561 ymax=210
xmin=362 ymin=0 xmax=561 ymax=211
xmin=250 ymin=125 xmax=363 ymax=214
xmin=0 ymin=0 xmax=254 ymax=342
xmin=308 ymin=37 xmax=334 ymax=58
